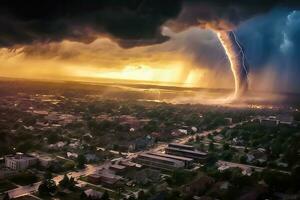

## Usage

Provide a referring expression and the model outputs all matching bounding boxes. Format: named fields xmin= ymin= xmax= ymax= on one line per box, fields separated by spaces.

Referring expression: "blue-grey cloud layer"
xmin=236 ymin=8 xmax=300 ymax=92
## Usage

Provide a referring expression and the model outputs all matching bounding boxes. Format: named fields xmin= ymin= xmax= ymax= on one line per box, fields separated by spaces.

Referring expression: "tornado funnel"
xmin=217 ymin=31 xmax=249 ymax=98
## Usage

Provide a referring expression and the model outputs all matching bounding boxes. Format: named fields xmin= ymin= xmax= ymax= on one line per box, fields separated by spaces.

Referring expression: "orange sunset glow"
xmin=0 ymin=31 xmax=235 ymax=89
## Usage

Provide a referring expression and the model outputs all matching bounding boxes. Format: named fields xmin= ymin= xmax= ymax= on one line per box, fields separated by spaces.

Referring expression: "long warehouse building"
xmin=165 ymin=147 xmax=207 ymax=162
xmin=147 ymin=152 xmax=194 ymax=168
xmin=136 ymin=153 xmax=185 ymax=171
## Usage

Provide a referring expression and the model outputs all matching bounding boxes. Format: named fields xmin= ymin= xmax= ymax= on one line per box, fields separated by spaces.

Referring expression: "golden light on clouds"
xmin=71 ymin=63 xmax=205 ymax=87
xmin=0 ymin=28 xmax=235 ymax=89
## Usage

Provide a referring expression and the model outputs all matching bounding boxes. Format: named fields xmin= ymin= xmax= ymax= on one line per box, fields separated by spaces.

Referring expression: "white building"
xmin=5 ymin=153 xmax=37 ymax=170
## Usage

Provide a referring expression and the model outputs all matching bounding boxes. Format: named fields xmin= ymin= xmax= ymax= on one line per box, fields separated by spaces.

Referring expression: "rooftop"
xmin=169 ymin=143 xmax=194 ymax=149
xmin=110 ymin=164 xmax=126 ymax=170
xmin=5 ymin=153 xmax=36 ymax=161
xmin=138 ymin=153 xmax=184 ymax=164
xmin=148 ymin=152 xmax=193 ymax=161
xmin=166 ymin=147 xmax=207 ymax=156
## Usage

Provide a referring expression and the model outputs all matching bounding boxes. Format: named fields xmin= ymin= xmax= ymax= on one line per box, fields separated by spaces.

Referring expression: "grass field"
xmin=0 ymin=180 xmax=17 ymax=193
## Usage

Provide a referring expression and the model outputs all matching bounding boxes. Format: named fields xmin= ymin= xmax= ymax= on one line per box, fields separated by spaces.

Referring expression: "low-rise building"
xmin=5 ymin=153 xmax=37 ymax=170
xmin=136 ymin=153 xmax=184 ymax=170
xmin=29 ymin=153 xmax=53 ymax=168
xmin=87 ymin=171 xmax=122 ymax=187
xmin=168 ymin=143 xmax=195 ymax=151
xmin=120 ymin=160 xmax=138 ymax=169
xmin=147 ymin=152 xmax=194 ymax=168
xmin=165 ymin=147 xmax=207 ymax=162
xmin=260 ymin=118 xmax=278 ymax=127
xmin=109 ymin=164 xmax=127 ymax=175
xmin=84 ymin=189 xmax=103 ymax=199
xmin=224 ymin=117 xmax=233 ymax=124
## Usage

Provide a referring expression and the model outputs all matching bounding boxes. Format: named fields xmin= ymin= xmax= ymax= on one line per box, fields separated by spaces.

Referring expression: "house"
xmin=48 ymin=141 xmax=66 ymax=149
xmin=87 ymin=170 xmax=122 ymax=187
xmin=84 ymin=189 xmax=103 ymax=199
xmin=67 ymin=152 xmax=78 ymax=158
xmin=246 ymin=154 xmax=255 ymax=163
xmin=120 ymin=160 xmax=138 ymax=169
xmin=87 ymin=174 xmax=103 ymax=184
xmin=191 ymin=127 xmax=198 ymax=133
xmin=178 ymin=129 xmax=188 ymax=135
xmin=85 ymin=154 xmax=99 ymax=162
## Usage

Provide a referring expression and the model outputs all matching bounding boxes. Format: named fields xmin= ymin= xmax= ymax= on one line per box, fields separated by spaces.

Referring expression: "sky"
xmin=0 ymin=0 xmax=299 ymax=93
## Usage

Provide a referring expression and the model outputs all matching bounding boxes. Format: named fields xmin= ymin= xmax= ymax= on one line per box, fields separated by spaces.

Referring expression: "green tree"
xmin=291 ymin=165 xmax=300 ymax=190
xmin=166 ymin=190 xmax=181 ymax=200
xmin=206 ymin=153 xmax=218 ymax=166
xmin=239 ymin=155 xmax=247 ymax=164
xmin=262 ymin=169 xmax=291 ymax=192
xmin=3 ymin=193 xmax=10 ymax=200
xmin=59 ymin=174 xmax=69 ymax=188
xmin=223 ymin=143 xmax=230 ymax=151
xmin=127 ymin=195 xmax=136 ymax=200
xmin=80 ymin=191 xmax=88 ymax=200
xmin=101 ymin=191 xmax=109 ymax=200
xmin=63 ymin=160 xmax=75 ymax=171
xmin=38 ymin=176 xmax=57 ymax=197
xmin=44 ymin=171 xmax=53 ymax=180
xmin=209 ymin=142 xmax=215 ymax=152
xmin=77 ymin=154 xmax=87 ymax=169
xmin=199 ymin=143 xmax=205 ymax=151
xmin=47 ymin=132 xmax=60 ymax=144
xmin=137 ymin=190 xmax=147 ymax=200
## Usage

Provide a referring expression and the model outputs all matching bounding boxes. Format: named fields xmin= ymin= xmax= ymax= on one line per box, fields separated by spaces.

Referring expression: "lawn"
xmin=35 ymin=190 xmax=83 ymax=200
xmin=14 ymin=195 xmax=39 ymax=200
xmin=0 ymin=180 xmax=17 ymax=193
xmin=9 ymin=172 xmax=39 ymax=186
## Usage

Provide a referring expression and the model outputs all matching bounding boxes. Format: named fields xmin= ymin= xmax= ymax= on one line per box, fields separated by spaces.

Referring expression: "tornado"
xmin=217 ymin=31 xmax=249 ymax=98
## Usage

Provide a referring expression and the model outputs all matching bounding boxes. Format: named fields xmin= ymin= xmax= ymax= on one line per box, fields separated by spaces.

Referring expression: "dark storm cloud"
xmin=0 ymin=0 xmax=181 ymax=48
xmin=236 ymin=9 xmax=300 ymax=92
xmin=0 ymin=0 xmax=299 ymax=48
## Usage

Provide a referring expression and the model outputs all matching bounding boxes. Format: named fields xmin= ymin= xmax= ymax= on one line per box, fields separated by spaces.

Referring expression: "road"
xmin=6 ymin=120 xmax=247 ymax=198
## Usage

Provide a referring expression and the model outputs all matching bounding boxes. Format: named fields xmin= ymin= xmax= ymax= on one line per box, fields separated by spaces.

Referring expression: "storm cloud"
xmin=0 ymin=0 xmax=299 ymax=48
xmin=236 ymin=8 xmax=300 ymax=92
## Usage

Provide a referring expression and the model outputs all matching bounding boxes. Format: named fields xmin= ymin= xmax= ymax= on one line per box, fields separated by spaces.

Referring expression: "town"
xmin=0 ymin=80 xmax=299 ymax=200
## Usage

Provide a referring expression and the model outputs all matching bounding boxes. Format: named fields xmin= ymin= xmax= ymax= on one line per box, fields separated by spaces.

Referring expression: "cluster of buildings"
xmin=4 ymin=152 xmax=53 ymax=170
xmin=135 ymin=143 xmax=208 ymax=171
xmin=32 ymin=110 xmax=83 ymax=130
xmin=87 ymin=159 xmax=141 ymax=188
xmin=257 ymin=114 xmax=296 ymax=127
xmin=94 ymin=114 xmax=150 ymax=131
xmin=4 ymin=153 xmax=37 ymax=170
